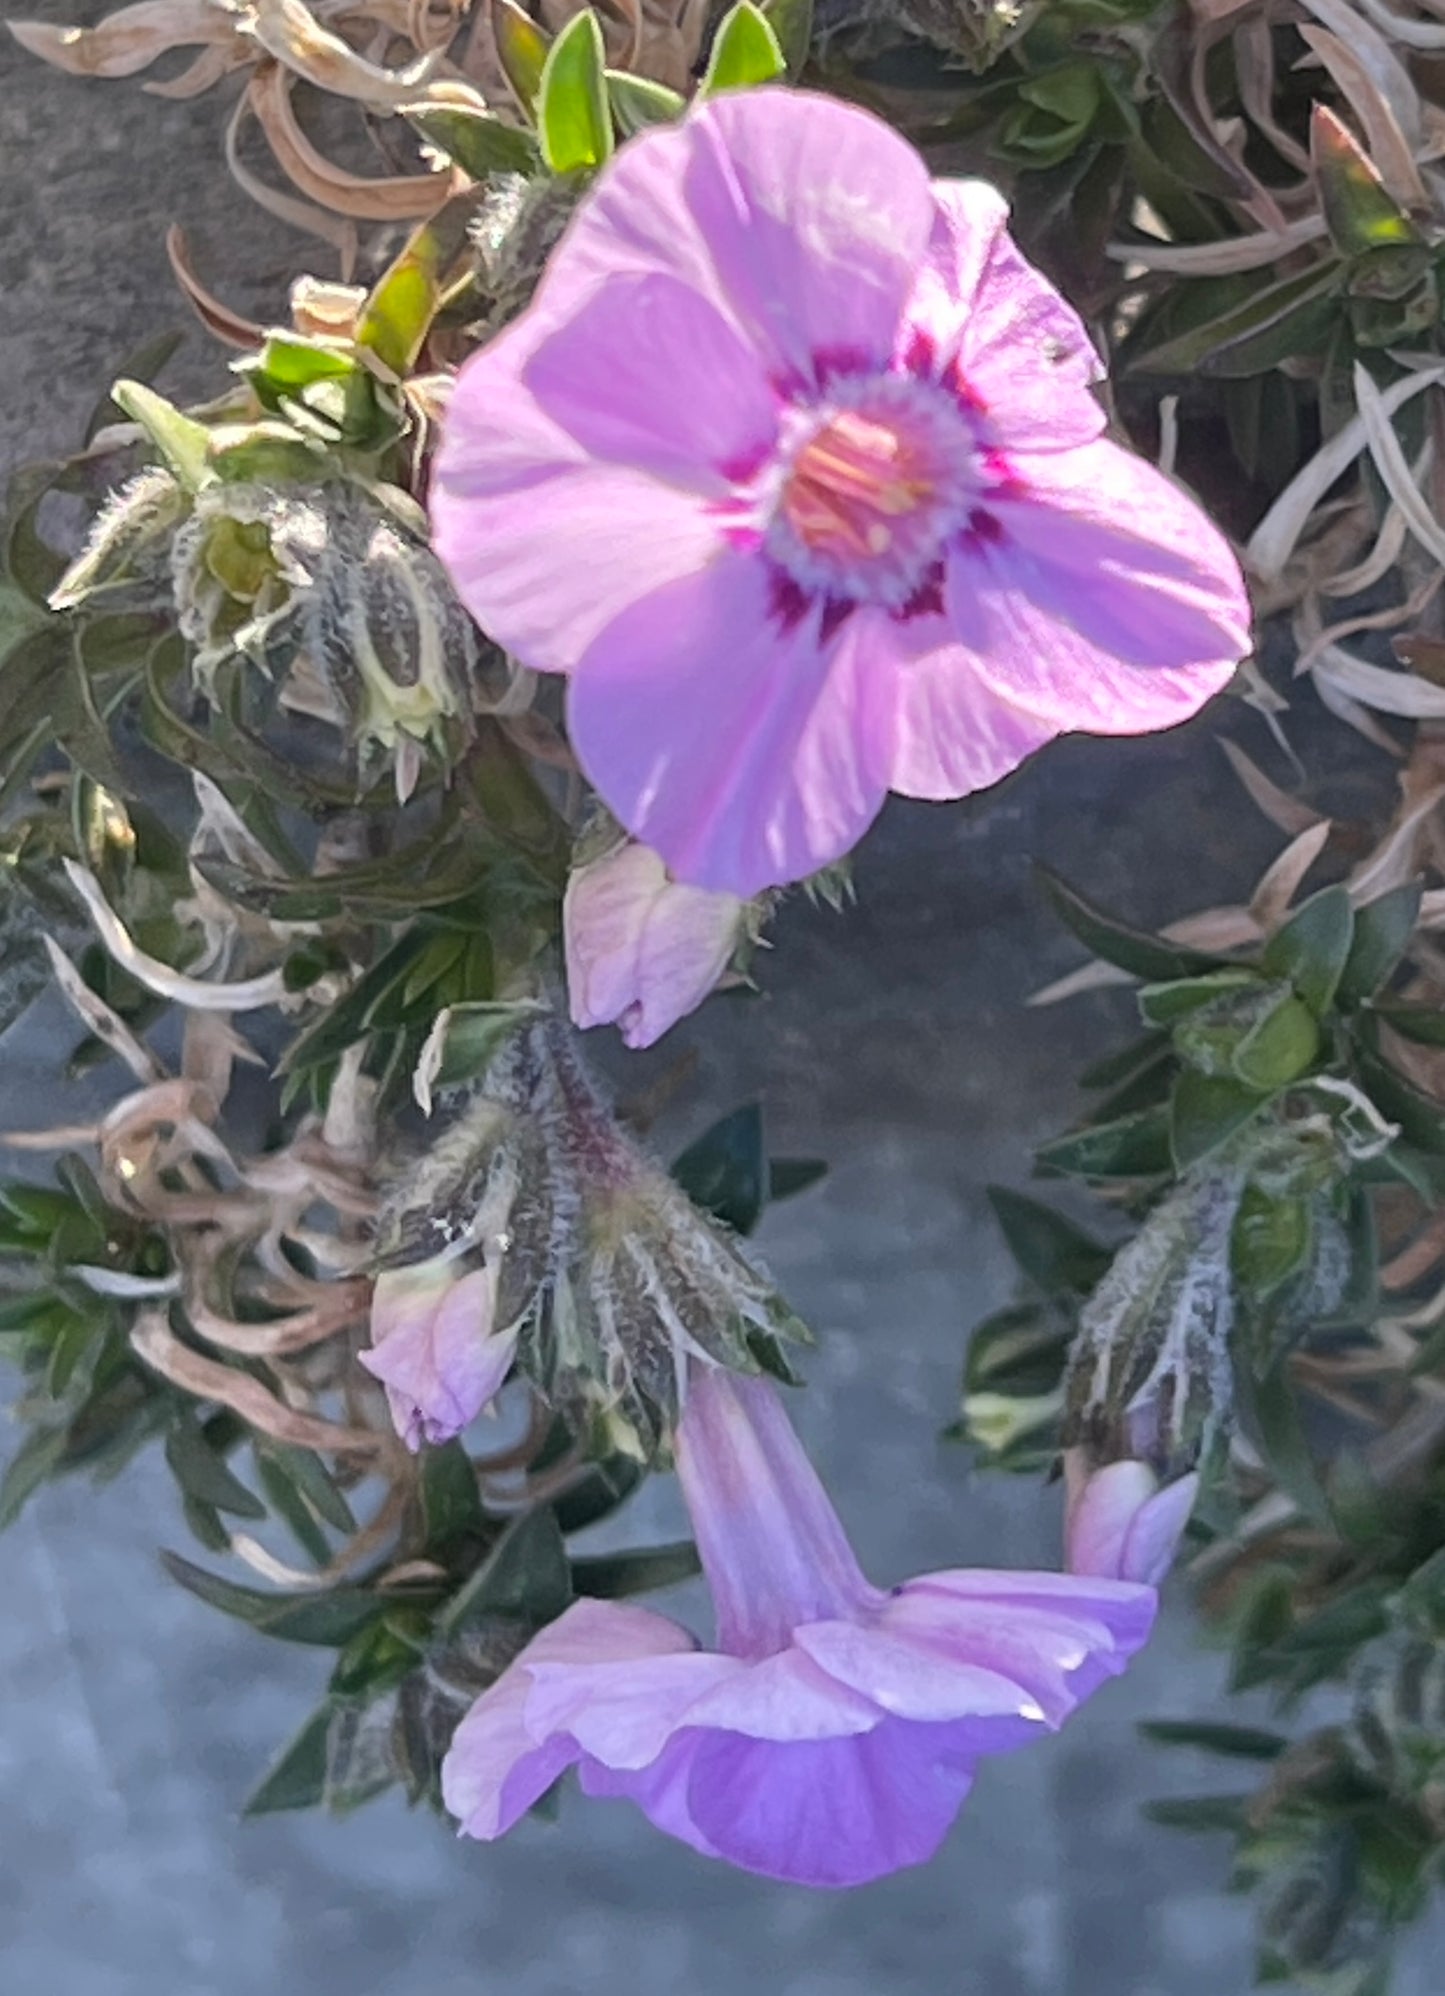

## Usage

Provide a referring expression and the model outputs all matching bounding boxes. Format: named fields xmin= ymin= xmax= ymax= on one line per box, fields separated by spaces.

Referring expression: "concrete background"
xmin=2 ymin=10 xmax=1438 ymax=1994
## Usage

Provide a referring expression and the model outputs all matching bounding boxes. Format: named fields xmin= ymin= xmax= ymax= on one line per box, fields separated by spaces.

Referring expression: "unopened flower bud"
xmin=564 ymin=839 xmax=747 ymax=1049
xmin=1063 ymin=1168 xmax=1241 ymax=1479
xmin=1063 ymin=1452 xmax=1198 ymax=1586
xmin=360 ymin=1259 xmax=515 ymax=1451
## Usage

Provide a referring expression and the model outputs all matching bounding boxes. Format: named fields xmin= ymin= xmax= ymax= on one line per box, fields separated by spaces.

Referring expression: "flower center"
xmin=764 ymin=375 xmax=978 ymax=609
xmin=782 ymin=411 xmax=936 ymax=562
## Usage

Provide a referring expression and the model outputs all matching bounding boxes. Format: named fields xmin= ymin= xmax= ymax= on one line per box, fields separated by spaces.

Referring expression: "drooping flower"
xmin=564 ymin=838 xmax=747 ymax=1049
xmin=442 ymin=1364 xmax=1156 ymax=1886
xmin=360 ymin=1257 xmax=516 ymax=1451
xmin=432 ymin=89 xmax=1250 ymax=897
xmin=1063 ymin=1452 xmax=1199 ymax=1588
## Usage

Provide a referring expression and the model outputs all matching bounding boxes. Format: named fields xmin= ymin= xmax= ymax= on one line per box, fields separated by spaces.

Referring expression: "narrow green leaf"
xmin=1236 ymin=1363 xmax=1332 ymax=1527
xmin=762 ymin=0 xmax=812 ymax=75
xmin=419 ymin=1439 xmax=485 ymax=1550
xmin=255 ymin=1449 xmax=335 ymax=1567
xmin=571 ymin=1540 xmax=700 ymax=1599
xmin=1338 ymin=882 xmax=1421 ymax=1005
xmin=1134 ymin=264 xmax=1343 ymax=380
xmin=1311 ymin=106 xmax=1423 ymax=259
xmin=1370 ymin=1001 xmax=1445 ymax=1048
xmin=700 ymin=1 xmax=786 ymax=96
xmin=1144 ymin=1795 xmax=1252 ymax=1832
xmin=1140 ymin=1720 xmax=1287 ymax=1760
xmin=438 ymin=1506 xmax=572 ymax=1637
xmin=243 ymin=1703 xmax=334 ymax=1815
xmin=159 ymin=1551 xmax=384 ymax=1645
xmin=1139 ymin=969 xmax=1260 ymax=1025
xmin=1262 ymin=886 xmax=1354 ymax=1017
xmin=986 ymin=1187 xmax=1112 ymax=1296
xmin=164 ymin=1415 xmax=266 ymax=1520
xmin=424 ymin=1000 xmax=537 ymax=1096
xmin=491 ymin=0 xmax=551 ymax=118
xmin=0 ymin=1426 xmax=69 ymax=1529
xmin=1354 ymin=1018 xmax=1445 ymax=1155
xmin=767 ymin=1157 xmax=827 ymax=1203
xmin=1171 ymin=1070 xmax=1269 ymax=1169
xmin=537 ymin=10 xmax=613 ymax=175
xmin=604 ymin=70 xmax=685 ymax=137
xmin=110 ymin=380 xmax=212 ymax=493
xmin=1035 ymin=1104 xmax=1173 ymax=1181
xmin=1039 ymin=868 xmax=1221 ymax=981
xmin=404 ymin=103 xmax=540 ymax=178
xmin=672 ymin=1104 xmax=767 ymax=1234
xmin=355 ymin=191 xmax=479 ymax=379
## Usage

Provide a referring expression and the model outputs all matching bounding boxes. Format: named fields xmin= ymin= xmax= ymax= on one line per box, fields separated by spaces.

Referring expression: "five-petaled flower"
xmin=441 ymin=1364 xmax=1157 ymax=1886
xmin=432 ymin=89 xmax=1250 ymax=897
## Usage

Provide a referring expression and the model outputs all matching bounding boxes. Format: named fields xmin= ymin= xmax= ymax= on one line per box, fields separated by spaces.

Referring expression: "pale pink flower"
xmin=564 ymin=839 xmax=745 ymax=1048
xmin=432 ymin=90 xmax=1249 ymax=896
xmin=1063 ymin=1452 xmax=1199 ymax=1587
xmin=359 ymin=1257 xmax=516 ymax=1451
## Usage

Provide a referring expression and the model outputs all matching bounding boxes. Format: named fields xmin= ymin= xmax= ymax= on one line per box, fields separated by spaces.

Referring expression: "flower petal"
xmin=794 ymin=1616 xmax=1050 ymax=1742
xmin=866 ymin=605 xmax=1061 ymax=801
xmin=442 ymin=1599 xmax=699 ymax=1838
xmin=682 ymin=1722 xmax=968 ymax=1888
xmin=681 ymin=1646 xmax=882 ymax=1740
xmin=907 ymin=181 xmax=1105 ymax=450
xmin=578 ymin=1737 xmax=720 ymax=1857
xmin=359 ymin=1266 xmax=516 ymax=1450
xmin=953 ymin=442 xmax=1249 ymax=734
xmin=542 ymin=91 xmax=934 ymax=384
xmin=524 ymin=272 xmax=779 ymax=485
xmin=524 ymin=1651 xmax=738 ymax=1769
xmin=568 ymin=554 xmax=890 ymax=894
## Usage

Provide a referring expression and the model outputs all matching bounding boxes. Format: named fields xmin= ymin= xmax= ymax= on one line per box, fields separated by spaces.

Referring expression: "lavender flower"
xmin=442 ymin=1364 xmax=1156 ymax=1886
xmin=360 ymin=1259 xmax=516 ymax=1452
xmin=1063 ymin=1454 xmax=1199 ymax=1588
xmin=432 ymin=90 xmax=1249 ymax=896
xmin=564 ymin=839 xmax=746 ymax=1048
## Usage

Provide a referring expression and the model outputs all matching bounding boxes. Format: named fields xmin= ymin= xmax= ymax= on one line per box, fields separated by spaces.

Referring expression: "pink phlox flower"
xmin=360 ymin=1257 xmax=517 ymax=1451
xmin=564 ymin=838 xmax=746 ymax=1048
xmin=442 ymin=1365 xmax=1157 ymax=1886
xmin=432 ymin=89 xmax=1250 ymax=897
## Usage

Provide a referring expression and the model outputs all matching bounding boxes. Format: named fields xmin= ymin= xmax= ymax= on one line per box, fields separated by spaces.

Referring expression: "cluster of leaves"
xmin=963 ymin=851 xmax=1445 ymax=1989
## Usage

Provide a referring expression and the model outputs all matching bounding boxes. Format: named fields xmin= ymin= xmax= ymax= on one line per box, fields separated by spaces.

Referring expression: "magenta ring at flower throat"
xmin=716 ymin=349 xmax=1013 ymax=642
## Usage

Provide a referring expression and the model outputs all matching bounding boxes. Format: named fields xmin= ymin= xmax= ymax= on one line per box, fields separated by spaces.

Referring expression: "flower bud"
xmin=1062 ymin=1168 xmax=1241 ymax=1479
xmin=1063 ymin=1452 xmax=1198 ymax=1586
xmin=360 ymin=1259 xmax=515 ymax=1451
xmin=564 ymin=839 xmax=746 ymax=1049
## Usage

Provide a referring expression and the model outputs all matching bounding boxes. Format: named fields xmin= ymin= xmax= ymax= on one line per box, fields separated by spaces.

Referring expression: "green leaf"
xmin=1171 ymin=1071 xmax=1268 ymax=1169
xmin=420 ymin=1000 xmax=537 ymax=1096
xmin=537 ymin=9 xmax=613 ymax=175
xmin=1232 ymin=994 xmax=1320 ymax=1092
xmin=571 ymin=1540 xmax=700 ymax=1599
xmin=355 ymin=191 xmax=479 ymax=379
xmin=1140 ymin=1719 xmax=1288 ymax=1760
xmin=255 ymin=1448 xmax=337 ymax=1567
xmin=438 ymin=1505 xmax=571 ymax=1637
xmin=1035 ymin=1104 xmax=1174 ymax=1181
xmin=604 ymin=70 xmax=685 ymax=137
xmin=700 ymin=2 xmax=786 ymax=96
xmin=1236 ymin=1363 xmax=1332 ymax=1527
xmin=419 ymin=1439 xmax=485 ymax=1550
xmin=110 ymin=380 xmax=212 ymax=493
xmin=1232 ymin=1185 xmax=1312 ymax=1297
xmin=159 ymin=1551 xmax=385 ymax=1645
xmin=329 ymin=1614 xmax=427 ymax=1699
xmin=1144 ymin=1795 xmax=1252 ymax=1833
xmin=964 ymin=1301 xmax=1071 ymax=1398
xmin=762 ymin=0 xmax=812 ymax=75
xmin=0 ymin=1425 xmax=69 ymax=1529
xmin=767 ymin=1157 xmax=827 ymax=1203
xmin=491 ymin=0 xmax=551 ymax=117
xmin=164 ymin=1415 xmax=266 ymax=1520
xmin=1262 ymin=886 xmax=1355 ymax=1017
xmin=1353 ymin=1018 xmax=1445 ymax=1154
xmin=672 ymin=1104 xmax=767 ymax=1234
xmin=1311 ymin=106 xmax=1423 ymax=259
xmin=1139 ymin=969 xmax=1261 ymax=1025
xmin=986 ymin=1187 xmax=1112 ymax=1296
xmin=1134 ymin=263 xmax=1343 ymax=380
xmin=243 ymin=1703 xmax=333 ymax=1816
xmin=1039 ymin=868 xmax=1221 ymax=981
xmin=1370 ymin=1001 xmax=1445 ymax=1048
xmin=404 ymin=103 xmax=540 ymax=178
xmin=1338 ymin=882 xmax=1421 ymax=1005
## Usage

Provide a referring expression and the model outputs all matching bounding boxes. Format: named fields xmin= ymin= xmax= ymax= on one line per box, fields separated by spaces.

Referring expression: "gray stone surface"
xmin=1 ymin=12 xmax=1439 ymax=1995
